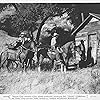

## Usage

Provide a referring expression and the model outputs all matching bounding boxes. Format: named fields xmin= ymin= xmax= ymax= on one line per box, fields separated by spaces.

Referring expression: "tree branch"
xmin=36 ymin=8 xmax=74 ymax=45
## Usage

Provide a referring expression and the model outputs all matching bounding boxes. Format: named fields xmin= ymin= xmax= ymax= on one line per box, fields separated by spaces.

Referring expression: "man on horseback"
xmin=51 ymin=32 xmax=59 ymax=51
xmin=7 ymin=30 xmax=36 ymax=72
xmin=8 ymin=31 xmax=26 ymax=51
xmin=0 ymin=33 xmax=25 ymax=72
xmin=20 ymin=31 xmax=36 ymax=71
xmin=55 ymin=46 xmax=66 ymax=72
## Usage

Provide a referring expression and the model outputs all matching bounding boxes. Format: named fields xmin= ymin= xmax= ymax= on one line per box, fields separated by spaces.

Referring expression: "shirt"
xmin=51 ymin=37 xmax=57 ymax=47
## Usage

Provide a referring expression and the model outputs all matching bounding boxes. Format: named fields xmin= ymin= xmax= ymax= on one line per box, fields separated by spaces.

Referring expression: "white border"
xmin=0 ymin=0 xmax=100 ymax=3
xmin=0 ymin=1 xmax=100 ymax=100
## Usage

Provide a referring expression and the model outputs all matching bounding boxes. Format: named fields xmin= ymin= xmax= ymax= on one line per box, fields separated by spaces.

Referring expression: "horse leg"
xmin=37 ymin=59 xmax=40 ymax=72
xmin=18 ymin=54 xmax=22 ymax=63
xmin=0 ymin=60 xmax=1 ymax=72
xmin=37 ymin=51 xmax=42 ymax=72
xmin=30 ymin=58 xmax=34 ymax=70
xmin=6 ymin=59 xmax=12 ymax=72
xmin=25 ymin=58 xmax=29 ymax=72
xmin=0 ymin=55 xmax=1 ymax=71
xmin=22 ymin=57 xmax=27 ymax=72
xmin=28 ymin=59 xmax=32 ymax=70
xmin=38 ymin=55 xmax=44 ymax=72
xmin=51 ymin=59 xmax=55 ymax=67
xmin=61 ymin=63 xmax=64 ymax=72
xmin=14 ymin=61 xmax=18 ymax=72
xmin=65 ymin=57 xmax=69 ymax=71
xmin=0 ymin=58 xmax=6 ymax=71
xmin=51 ymin=59 xmax=56 ymax=72
xmin=37 ymin=51 xmax=40 ymax=66
xmin=27 ymin=59 xmax=31 ymax=71
xmin=59 ymin=53 xmax=66 ymax=72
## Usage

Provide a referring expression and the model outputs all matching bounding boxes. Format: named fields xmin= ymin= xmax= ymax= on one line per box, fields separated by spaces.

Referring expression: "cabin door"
xmin=88 ymin=33 xmax=98 ymax=64
xmin=75 ymin=36 xmax=88 ymax=62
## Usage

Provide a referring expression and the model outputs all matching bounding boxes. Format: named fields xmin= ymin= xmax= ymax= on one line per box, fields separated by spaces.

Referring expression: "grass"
xmin=0 ymin=29 xmax=100 ymax=94
xmin=0 ymin=65 xmax=100 ymax=94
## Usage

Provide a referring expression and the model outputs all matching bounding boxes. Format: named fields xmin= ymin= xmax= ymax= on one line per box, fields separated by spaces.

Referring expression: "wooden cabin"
xmin=74 ymin=13 xmax=100 ymax=64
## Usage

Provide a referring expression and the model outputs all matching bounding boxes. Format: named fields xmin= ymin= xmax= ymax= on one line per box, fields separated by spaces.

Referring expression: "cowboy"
xmin=7 ymin=34 xmax=24 ymax=51
xmin=86 ymin=46 xmax=94 ymax=66
xmin=66 ymin=42 xmax=74 ymax=69
xmin=79 ymin=40 xmax=86 ymax=61
xmin=67 ymin=16 xmax=74 ymax=32
xmin=51 ymin=32 xmax=59 ymax=51
xmin=20 ymin=31 xmax=36 ymax=71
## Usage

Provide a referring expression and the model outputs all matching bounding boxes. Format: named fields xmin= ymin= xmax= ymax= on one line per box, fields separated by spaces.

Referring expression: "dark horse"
xmin=20 ymin=39 xmax=37 ymax=72
xmin=36 ymin=27 xmax=76 ymax=71
xmin=37 ymin=47 xmax=62 ymax=71
xmin=37 ymin=45 xmax=67 ymax=72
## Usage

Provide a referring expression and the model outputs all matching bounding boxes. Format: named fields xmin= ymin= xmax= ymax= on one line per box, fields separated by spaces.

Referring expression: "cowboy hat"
xmin=53 ymin=33 xmax=59 ymax=37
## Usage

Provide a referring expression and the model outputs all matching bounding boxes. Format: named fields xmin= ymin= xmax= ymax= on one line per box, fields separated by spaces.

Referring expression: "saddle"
xmin=47 ymin=50 xmax=56 ymax=59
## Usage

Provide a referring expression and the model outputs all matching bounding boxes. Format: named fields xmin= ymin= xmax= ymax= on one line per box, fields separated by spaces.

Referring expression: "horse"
xmin=36 ymin=45 xmax=67 ymax=72
xmin=19 ymin=39 xmax=37 ymax=72
xmin=0 ymin=44 xmax=22 ymax=72
xmin=0 ymin=38 xmax=37 ymax=72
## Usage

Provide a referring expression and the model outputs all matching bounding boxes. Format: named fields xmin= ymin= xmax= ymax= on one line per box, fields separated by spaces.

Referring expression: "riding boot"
xmin=6 ymin=60 xmax=11 ymax=73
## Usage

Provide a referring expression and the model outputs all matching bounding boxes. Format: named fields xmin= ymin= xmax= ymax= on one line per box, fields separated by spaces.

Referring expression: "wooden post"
xmin=81 ymin=13 xmax=84 ymax=22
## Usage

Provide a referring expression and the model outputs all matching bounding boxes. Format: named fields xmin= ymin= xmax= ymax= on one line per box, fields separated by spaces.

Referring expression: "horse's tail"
xmin=37 ymin=50 xmax=41 ymax=63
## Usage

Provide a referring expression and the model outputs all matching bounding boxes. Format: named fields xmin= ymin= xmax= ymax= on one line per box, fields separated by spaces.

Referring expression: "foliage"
xmin=0 ymin=3 xmax=82 ymax=42
xmin=0 ymin=4 xmax=75 ymax=36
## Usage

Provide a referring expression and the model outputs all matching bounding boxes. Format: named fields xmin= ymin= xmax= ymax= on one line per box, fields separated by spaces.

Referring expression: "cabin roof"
xmin=71 ymin=13 xmax=100 ymax=36
xmin=89 ymin=13 xmax=100 ymax=20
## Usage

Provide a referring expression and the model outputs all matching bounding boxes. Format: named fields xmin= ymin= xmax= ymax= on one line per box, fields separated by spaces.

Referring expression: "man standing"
xmin=80 ymin=40 xmax=86 ymax=61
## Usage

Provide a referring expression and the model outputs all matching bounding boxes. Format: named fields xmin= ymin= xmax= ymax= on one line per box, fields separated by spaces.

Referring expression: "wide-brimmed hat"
xmin=53 ymin=33 xmax=59 ymax=37
xmin=19 ymin=32 xmax=25 ymax=37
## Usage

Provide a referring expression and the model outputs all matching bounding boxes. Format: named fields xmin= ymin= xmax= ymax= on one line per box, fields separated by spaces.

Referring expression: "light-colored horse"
xmin=0 ymin=45 xmax=23 ymax=72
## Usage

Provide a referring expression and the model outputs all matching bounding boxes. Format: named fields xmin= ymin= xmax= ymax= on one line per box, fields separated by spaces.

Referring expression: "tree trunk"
xmin=36 ymin=9 xmax=72 ymax=45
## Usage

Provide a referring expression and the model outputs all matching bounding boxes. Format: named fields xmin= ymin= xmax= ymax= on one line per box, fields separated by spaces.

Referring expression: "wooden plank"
xmin=71 ymin=15 xmax=93 ymax=36
xmin=88 ymin=33 xmax=98 ymax=64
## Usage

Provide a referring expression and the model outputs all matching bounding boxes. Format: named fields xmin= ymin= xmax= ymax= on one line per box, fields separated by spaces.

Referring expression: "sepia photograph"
xmin=0 ymin=3 xmax=100 ymax=95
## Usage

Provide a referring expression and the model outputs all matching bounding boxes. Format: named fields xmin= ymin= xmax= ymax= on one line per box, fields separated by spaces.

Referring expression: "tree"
xmin=0 ymin=3 xmax=82 ymax=41
xmin=36 ymin=8 xmax=72 ymax=45
xmin=0 ymin=4 xmax=73 ymax=34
